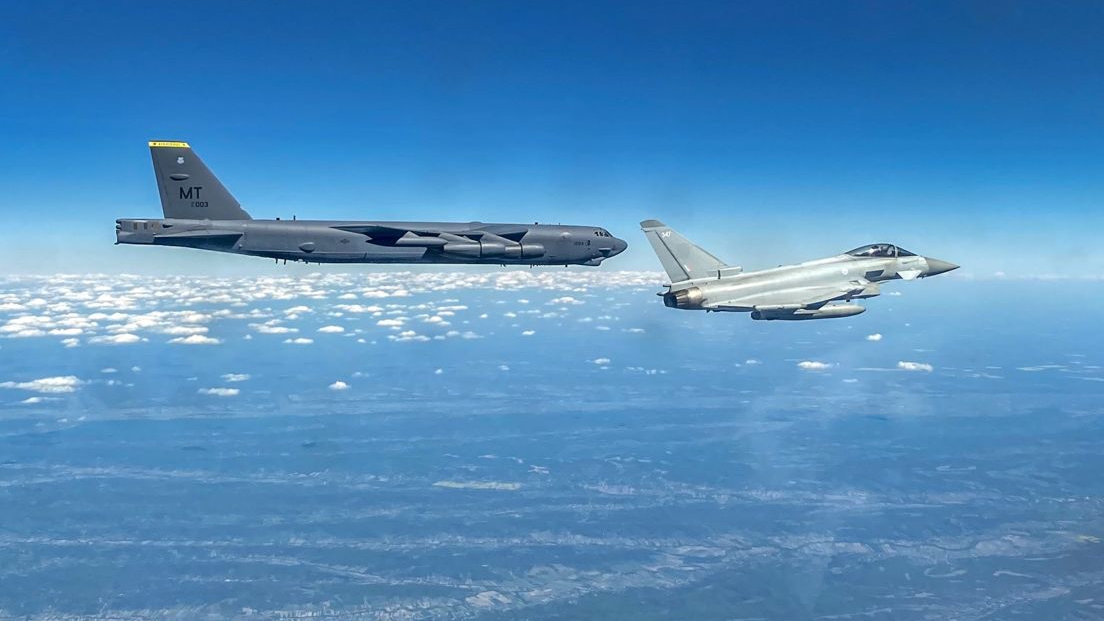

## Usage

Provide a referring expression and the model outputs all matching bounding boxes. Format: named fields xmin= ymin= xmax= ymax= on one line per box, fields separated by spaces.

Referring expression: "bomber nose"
xmin=924 ymin=258 xmax=959 ymax=277
xmin=605 ymin=237 xmax=628 ymax=257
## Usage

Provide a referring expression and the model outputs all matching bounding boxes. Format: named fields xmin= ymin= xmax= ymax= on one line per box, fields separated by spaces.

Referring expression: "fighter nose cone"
xmin=924 ymin=258 xmax=959 ymax=277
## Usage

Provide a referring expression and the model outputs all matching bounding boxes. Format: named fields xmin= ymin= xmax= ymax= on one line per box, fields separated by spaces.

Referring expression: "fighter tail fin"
xmin=149 ymin=141 xmax=251 ymax=220
xmin=640 ymin=220 xmax=728 ymax=283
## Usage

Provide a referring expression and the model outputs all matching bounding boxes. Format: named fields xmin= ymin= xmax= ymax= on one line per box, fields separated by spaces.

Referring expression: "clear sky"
xmin=1 ymin=1 xmax=1100 ymax=276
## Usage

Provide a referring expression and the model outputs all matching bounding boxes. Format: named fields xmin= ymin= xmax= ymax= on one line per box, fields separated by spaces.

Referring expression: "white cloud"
xmin=101 ymin=368 xmax=117 ymax=374
xmin=283 ymin=337 xmax=314 ymax=345
xmin=521 ymin=330 xmax=535 ymax=336
xmin=20 ymin=396 xmax=44 ymax=404
xmin=61 ymin=338 xmax=80 ymax=348
xmin=591 ymin=357 xmax=611 ymax=365
xmin=336 ymin=304 xmax=383 ymax=314
xmin=376 ymin=318 xmax=405 ymax=328
xmin=797 ymin=361 xmax=833 ymax=371
xmin=432 ymin=480 xmax=521 ymax=491
xmin=549 ymin=296 xmax=584 ymax=305
xmin=434 ymin=368 xmax=444 ymax=375
xmin=897 ymin=361 xmax=934 ymax=372
xmin=389 ymin=330 xmax=430 ymax=343
xmin=158 ymin=325 xmax=209 ymax=336
xmin=1 ymin=376 xmax=83 ymax=393
xmin=866 ymin=333 xmax=883 ymax=342
xmin=745 ymin=359 xmax=761 ymax=365
xmin=329 ymin=380 xmax=349 ymax=391
xmin=318 ymin=325 xmax=345 ymax=333
xmin=498 ymin=365 xmax=510 ymax=372
xmin=169 ymin=334 xmax=221 ymax=345
xmin=88 ymin=333 xmax=142 ymax=345
xmin=198 ymin=387 xmax=239 ymax=397
xmin=254 ymin=324 xmax=297 ymax=334
xmin=221 ymin=373 xmax=251 ymax=382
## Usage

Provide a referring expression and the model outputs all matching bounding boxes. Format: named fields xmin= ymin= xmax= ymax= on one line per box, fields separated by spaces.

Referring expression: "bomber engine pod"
xmin=441 ymin=241 xmax=545 ymax=259
xmin=751 ymin=304 xmax=866 ymax=321
xmin=640 ymin=219 xmax=957 ymax=322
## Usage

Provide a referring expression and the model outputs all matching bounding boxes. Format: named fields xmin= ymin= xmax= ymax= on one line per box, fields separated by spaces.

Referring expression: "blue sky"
xmin=1 ymin=1 xmax=1100 ymax=275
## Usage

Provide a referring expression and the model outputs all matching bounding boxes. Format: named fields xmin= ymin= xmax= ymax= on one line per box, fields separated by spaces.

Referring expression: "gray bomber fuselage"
xmin=116 ymin=141 xmax=628 ymax=267
xmin=117 ymin=217 xmax=626 ymax=266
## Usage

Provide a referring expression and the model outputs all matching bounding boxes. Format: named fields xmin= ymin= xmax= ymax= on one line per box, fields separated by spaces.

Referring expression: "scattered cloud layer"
xmin=898 ymin=361 xmax=934 ymax=372
xmin=797 ymin=361 xmax=833 ymax=371
xmin=432 ymin=480 xmax=521 ymax=491
xmin=0 ymin=376 xmax=83 ymax=393
xmin=198 ymin=387 xmax=240 ymax=397
xmin=169 ymin=334 xmax=221 ymax=345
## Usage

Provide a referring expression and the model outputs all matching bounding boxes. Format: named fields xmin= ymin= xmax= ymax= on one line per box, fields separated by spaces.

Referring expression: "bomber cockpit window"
xmin=846 ymin=243 xmax=897 ymax=258
xmin=895 ymin=246 xmax=916 ymax=257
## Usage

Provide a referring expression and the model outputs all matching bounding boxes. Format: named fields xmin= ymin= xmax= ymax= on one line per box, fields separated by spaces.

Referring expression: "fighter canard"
xmin=116 ymin=142 xmax=627 ymax=266
xmin=640 ymin=220 xmax=957 ymax=320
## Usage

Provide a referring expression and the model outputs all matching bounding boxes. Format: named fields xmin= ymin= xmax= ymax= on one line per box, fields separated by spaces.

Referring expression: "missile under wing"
xmin=640 ymin=220 xmax=957 ymax=320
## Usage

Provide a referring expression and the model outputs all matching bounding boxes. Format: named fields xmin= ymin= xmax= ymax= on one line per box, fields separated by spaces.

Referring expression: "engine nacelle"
xmin=479 ymin=241 xmax=508 ymax=257
xmin=662 ymin=287 xmax=704 ymax=309
xmin=751 ymin=304 xmax=865 ymax=321
xmin=443 ymin=241 xmax=546 ymax=259
xmin=502 ymin=243 xmax=546 ymax=259
xmin=441 ymin=242 xmax=482 ymax=258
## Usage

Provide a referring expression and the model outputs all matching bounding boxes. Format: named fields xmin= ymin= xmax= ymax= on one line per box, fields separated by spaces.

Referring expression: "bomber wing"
xmin=333 ymin=224 xmax=530 ymax=247
xmin=332 ymin=223 xmax=544 ymax=260
xmin=708 ymin=280 xmax=880 ymax=312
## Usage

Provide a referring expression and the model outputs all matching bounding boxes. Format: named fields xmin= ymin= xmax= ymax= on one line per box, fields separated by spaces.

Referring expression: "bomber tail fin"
xmin=640 ymin=220 xmax=728 ymax=283
xmin=149 ymin=141 xmax=251 ymax=220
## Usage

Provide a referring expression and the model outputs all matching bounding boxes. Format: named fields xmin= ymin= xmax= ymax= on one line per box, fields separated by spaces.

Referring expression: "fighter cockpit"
xmin=846 ymin=244 xmax=916 ymax=258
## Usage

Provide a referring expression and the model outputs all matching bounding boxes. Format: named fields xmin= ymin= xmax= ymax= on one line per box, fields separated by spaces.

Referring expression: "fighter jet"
xmin=116 ymin=141 xmax=627 ymax=266
xmin=640 ymin=220 xmax=957 ymax=320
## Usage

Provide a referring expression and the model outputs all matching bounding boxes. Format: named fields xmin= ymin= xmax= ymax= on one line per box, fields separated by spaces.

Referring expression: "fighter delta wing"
xmin=117 ymin=141 xmax=627 ymax=267
xmin=639 ymin=220 xmax=957 ymax=321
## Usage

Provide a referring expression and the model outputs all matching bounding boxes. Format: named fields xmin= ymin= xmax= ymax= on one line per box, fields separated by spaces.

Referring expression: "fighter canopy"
xmin=846 ymin=244 xmax=916 ymax=258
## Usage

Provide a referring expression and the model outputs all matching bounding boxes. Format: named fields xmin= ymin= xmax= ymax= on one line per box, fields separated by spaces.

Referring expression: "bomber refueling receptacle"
xmin=116 ymin=141 xmax=627 ymax=267
xmin=640 ymin=219 xmax=957 ymax=320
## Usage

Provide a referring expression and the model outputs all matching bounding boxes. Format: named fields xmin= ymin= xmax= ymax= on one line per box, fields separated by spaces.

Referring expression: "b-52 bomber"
xmin=641 ymin=219 xmax=957 ymax=320
xmin=116 ymin=141 xmax=627 ymax=266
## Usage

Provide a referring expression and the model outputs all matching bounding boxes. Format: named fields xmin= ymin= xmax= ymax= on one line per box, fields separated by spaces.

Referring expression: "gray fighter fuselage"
xmin=117 ymin=217 xmax=626 ymax=266
xmin=664 ymin=253 xmax=943 ymax=317
xmin=641 ymin=220 xmax=958 ymax=320
xmin=116 ymin=141 xmax=627 ymax=267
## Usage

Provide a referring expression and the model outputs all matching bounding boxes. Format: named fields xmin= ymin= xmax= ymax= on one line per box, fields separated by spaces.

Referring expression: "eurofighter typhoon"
xmin=641 ymin=220 xmax=957 ymax=320
xmin=116 ymin=142 xmax=628 ymax=266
